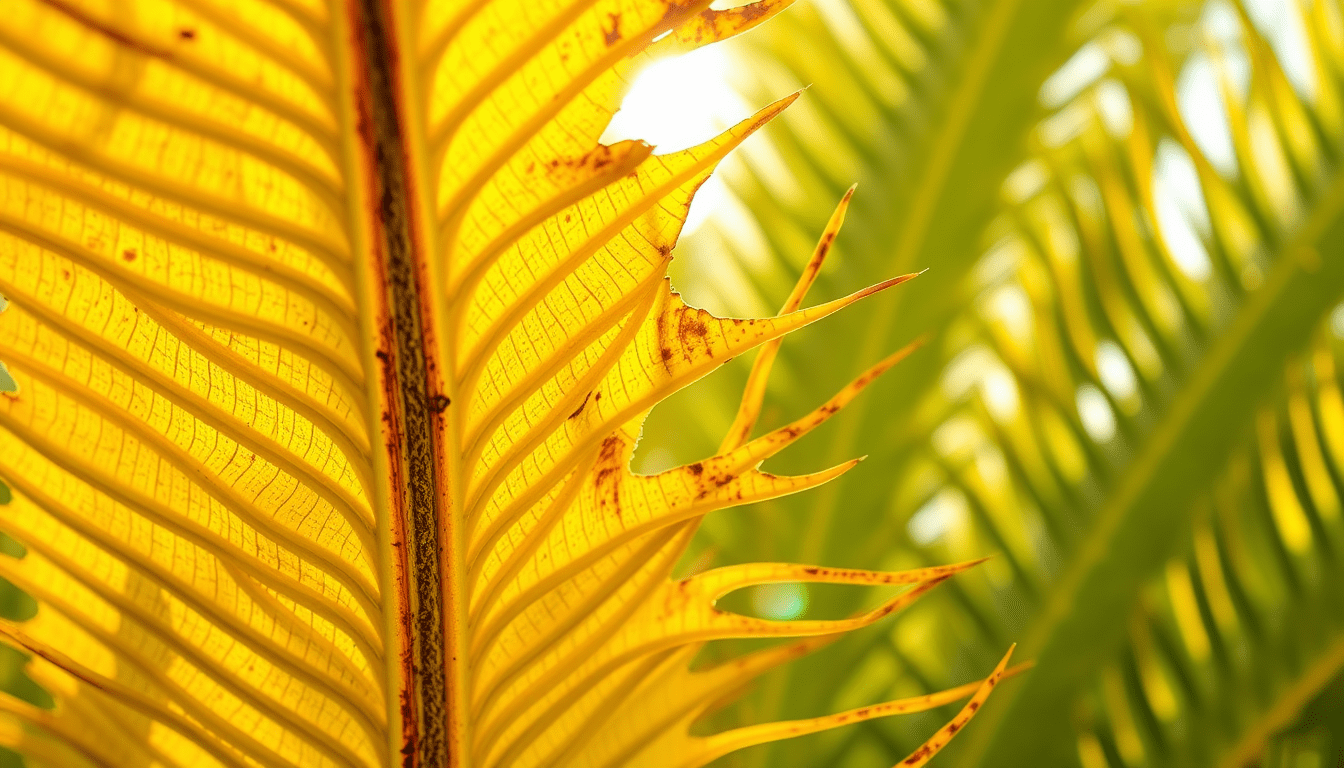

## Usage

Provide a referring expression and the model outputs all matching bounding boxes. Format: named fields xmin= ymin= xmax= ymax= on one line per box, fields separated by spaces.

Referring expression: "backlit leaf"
xmin=0 ymin=1 xmax=1009 ymax=767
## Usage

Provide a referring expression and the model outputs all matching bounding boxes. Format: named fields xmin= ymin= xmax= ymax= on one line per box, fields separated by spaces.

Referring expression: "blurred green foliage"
xmin=630 ymin=0 xmax=1344 ymax=765
xmin=0 ymin=367 xmax=55 ymax=768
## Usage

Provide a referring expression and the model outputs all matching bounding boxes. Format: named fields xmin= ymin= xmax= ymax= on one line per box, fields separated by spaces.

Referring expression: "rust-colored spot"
xmin=687 ymin=462 xmax=703 ymax=477
xmin=429 ymin=394 xmax=450 ymax=413
xmin=568 ymin=391 xmax=593 ymax=420
xmin=594 ymin=435 xmax=625 ymax=515
xmin=904 ymin=746 xmax=933 ymax=764
xmin=598 ymin=434 xmax=621 ymax=462
xmin=122 ymin=248 xmax=137 ymax=262
xmin=40 ymin=0 xmax=173 ymax=58
xmin=603 ymin=12 xmax=622 ymax=45
xmin=178 ymin=28 xmax=195 ymax=40
xmin=681 ymin=317 xmax=708 ymax=339
xmin=661 ymin=0 xmax=698 ymax=24
xmin=655 ymin=312 xmax=674 ymax=372
xmin=733 ymin=3 xmax=772 ymax=24
xmin=816 ymin=232 xmax=835 ymax=256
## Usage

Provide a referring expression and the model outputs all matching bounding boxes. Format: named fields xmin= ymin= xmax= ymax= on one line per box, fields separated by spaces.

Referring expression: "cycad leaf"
xmin=0 ymin=1 xmax=1002 ymax=767
xmin=673 ymin=0 xmax=1344 ymax=765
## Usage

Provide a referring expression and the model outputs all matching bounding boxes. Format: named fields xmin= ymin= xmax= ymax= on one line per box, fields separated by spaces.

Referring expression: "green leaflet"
xmin=653 ymin=0 xmax=1344 ymax=766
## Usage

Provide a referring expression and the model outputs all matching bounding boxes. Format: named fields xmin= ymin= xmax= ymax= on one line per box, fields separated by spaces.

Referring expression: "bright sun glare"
xmin=601 ymin=43 xmax=753 ymax=235
xmin=602 ymin=43 xmax=750 ymax=154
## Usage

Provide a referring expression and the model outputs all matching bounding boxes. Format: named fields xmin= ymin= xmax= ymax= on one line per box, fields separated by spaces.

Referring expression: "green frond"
xmin=647 ymin=0 xmax=1344 ymax=766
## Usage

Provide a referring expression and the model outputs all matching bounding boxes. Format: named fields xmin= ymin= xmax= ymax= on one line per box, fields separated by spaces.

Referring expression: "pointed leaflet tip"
xmin=895 ymin=645 xmax=1017 ymax=768
xmin=863 ymin=271 xmax=924 ymax=297
xmin=645 ymin=90 xmax=797 ymax=157
xmin=685 ymin=644 xmax=1022 ymax=768
xmin=719 ymin=184 xmax=866 ymax=453
xmin=794 ymin=271 xmax=922 ymax=318
xmin=784 ymin=185 xmax=858 ymax=312
xmin=751 ymin=90 xmax=802 ymax=128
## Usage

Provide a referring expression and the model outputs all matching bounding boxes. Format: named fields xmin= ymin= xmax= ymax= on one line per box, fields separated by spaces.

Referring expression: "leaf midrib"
xmin=343 ymin=1 xmax=455 ymax=764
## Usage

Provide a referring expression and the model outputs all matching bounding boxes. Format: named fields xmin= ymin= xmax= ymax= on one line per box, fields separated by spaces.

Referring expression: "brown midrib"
xmin=350 ymin=1 xmax=449 ymax=767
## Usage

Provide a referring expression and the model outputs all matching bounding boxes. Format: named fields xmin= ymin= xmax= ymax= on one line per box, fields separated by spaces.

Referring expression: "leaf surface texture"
xmin=0 ymin=1 xmax=1005 ymax=767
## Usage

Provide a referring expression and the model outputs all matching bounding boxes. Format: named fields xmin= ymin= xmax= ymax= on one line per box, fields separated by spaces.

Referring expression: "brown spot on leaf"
xmin=655 ymin=312 xmax=674 ymax=372
xmin=816 ymin=232 xmax=835 ymax=257
xmin=122 ymin=249 xmax=136 ymax=262
xmin=593 ymin=434 xmax=626 ymax=515
xmin=603 ymin=12 xmax=622 ymax=45
xmin=733 ymin=3 xmax=771 ymax=22
xmin=178 ymin=28 xmax=195 ymax=40
xmin=661 ymin=0 xmax=698 ymax=24
xmin=904 ymin=746 xmax=933 ymax=764
xmin=568 ymin=391 xmax=593 ymax=420
xmin=40 ymin=0 xmax=173 ymax=58
xmin=429 ymin=395 xmax=451 ymax=413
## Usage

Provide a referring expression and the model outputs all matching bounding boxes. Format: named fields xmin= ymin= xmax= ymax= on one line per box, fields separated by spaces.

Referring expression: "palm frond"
xmin=655 ymin=0 xmax=1344 ymax=766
